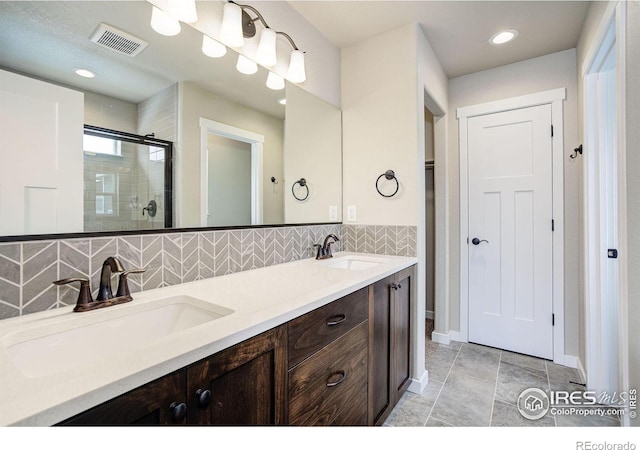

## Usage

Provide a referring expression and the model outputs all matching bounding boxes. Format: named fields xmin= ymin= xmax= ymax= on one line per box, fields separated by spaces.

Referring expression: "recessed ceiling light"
xmin=278 ymin=98 xmax=286 ymax=105
xmin=489 ymin=30 xmax=519 ymax=45
xmin=74 ymin=68 xmax=96 ymax=78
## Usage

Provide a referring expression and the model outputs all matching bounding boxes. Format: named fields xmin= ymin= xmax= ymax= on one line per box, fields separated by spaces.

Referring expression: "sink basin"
xmin=324 ymin=255 xmax=386 ymax=270
xmin=3 ymin=295 xmax=233 ymax=378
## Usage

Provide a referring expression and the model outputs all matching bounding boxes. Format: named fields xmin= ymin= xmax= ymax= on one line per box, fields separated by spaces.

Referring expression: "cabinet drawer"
xmin=288 ymin=321 xmax=368 ymax=426
xmin=288 ymin=287 xmax=368 ymax=368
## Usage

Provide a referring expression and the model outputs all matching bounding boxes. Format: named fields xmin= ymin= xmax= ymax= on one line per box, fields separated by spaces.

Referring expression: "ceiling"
xmin=0 ymin=1 xmax=285 ymax=118
xmin=289 ymin=0 xmax=592 ymax=78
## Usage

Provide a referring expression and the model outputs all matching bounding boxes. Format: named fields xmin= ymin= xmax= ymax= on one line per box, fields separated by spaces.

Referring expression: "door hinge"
xmin=551 ymin=125 xmax=554 ymax=137
xmin=552 ymin=314 xmax=555 ymax=326
xmin=608 ymin=249 xmax=618 ymax=259
xmin=552 ymin=219 xmax=555 ymax=231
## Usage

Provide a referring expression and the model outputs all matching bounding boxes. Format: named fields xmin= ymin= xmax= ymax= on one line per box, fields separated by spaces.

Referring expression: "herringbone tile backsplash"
xmin=0 ymin=224 xmax=416 ymax=319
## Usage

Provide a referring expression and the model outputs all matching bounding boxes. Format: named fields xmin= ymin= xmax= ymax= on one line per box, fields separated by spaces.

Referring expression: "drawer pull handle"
xmin=326 ymin=314 xmax=347 ymax=326
xmin=326 ymin=370 xmax=346 ymax=387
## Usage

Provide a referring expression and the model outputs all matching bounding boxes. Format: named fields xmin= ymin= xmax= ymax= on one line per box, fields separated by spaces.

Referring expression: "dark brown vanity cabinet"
xmin=59 ymin=370 xmax=187 ymax=426
xmin=58 ymin=326 xmax=286 ymax=426
xmin=287 ymin=287 xmax=369 ymax=426
xmin=57 ymin=264 xmax=416 ymax=426
xmin=369 ymin=265 xmax=414 ymax=426
xmin=186 ymin=325 xmax=288 ymax=425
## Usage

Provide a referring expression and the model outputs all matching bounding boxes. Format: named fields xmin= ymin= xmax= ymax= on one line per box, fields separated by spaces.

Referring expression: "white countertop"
xmin=0 ymin=252 xmax=416 ymax=426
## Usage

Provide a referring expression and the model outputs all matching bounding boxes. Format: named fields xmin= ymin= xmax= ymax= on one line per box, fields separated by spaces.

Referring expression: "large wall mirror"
xmin=0 ymin=1 xmax=342 ymax=239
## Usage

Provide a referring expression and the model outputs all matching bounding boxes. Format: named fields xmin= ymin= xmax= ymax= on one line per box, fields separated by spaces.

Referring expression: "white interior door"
xmin=584 ymin=17 xmax=620 ymax=397
xmin=467 ymin=104 xmax=554 ymax=359
xmin=0 ymin=69 xmax=84 ymax=235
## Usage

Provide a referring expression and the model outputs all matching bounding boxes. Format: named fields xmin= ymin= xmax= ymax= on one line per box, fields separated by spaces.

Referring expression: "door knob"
xmin=471 ymin=238 xmax=489 ymax=245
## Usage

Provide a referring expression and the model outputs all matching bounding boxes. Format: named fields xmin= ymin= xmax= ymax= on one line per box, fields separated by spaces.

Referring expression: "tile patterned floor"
xmin=384 ymin=322 xmax=621 ymax=427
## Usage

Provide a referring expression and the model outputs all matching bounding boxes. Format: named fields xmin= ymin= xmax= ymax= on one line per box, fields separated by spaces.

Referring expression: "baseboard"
xmin=426 ymin=310 xmax=434 ymax=320
xmin=576 ymin=357 xmax=587 ymax=384
xmin=449 ymin=330 xmax=465 ymax=343
xmin=408 ymin=369 xmax=428 ymax=395
xmin=431 ymin=331 xmax=450 ymax=345
xmin=554 ymin=354 xmax=579 ymax=369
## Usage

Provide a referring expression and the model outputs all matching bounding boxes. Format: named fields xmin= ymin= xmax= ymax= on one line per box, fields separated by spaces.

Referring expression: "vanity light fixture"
xmin=220 ymin=2 xmax=244 ymax=47
xmin=266 ymin=71 xmax=285 ymax=90
xmin=202 ymin=35 xmax=227 ymax=58
xmin=236 ymin=54 xmax=258 ymax=75
xmin=164 ymin=0 xmax=198 ymax=24
xmin=221 ymin=1 xmax=306 ymax=83
xmin=489 ymin=29 xmax=519 ymax=45
xmin=74 ymin=68 xmax=96 ymax=78
xmin=150 ymin=5 xmax=181 ymax=36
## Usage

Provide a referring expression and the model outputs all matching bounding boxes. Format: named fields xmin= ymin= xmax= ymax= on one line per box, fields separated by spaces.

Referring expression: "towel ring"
xmin=292 ymin=178 xmax=309 ymax=201
xmin=376 ymin=170 xmax=399 ymax=198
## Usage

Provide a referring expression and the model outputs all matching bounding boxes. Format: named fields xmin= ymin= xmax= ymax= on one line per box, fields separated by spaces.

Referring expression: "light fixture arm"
xmin=229 ymin=1 xmax=300 ymax=50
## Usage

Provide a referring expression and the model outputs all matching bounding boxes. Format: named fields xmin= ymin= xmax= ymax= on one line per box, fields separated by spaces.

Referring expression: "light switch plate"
xmin=329 ymin=205 xmax=338 ymax=221
xmin=347 ymin=205 xmax=357 ymax=222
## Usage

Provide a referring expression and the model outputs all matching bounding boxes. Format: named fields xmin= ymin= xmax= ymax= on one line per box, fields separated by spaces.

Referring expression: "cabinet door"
xmin=186 ymin=325 xmax=287 ymax=425
xmin=368 ymin=275 xmax=394 ymax=425
xmin=391 ymin=266 xmax=414 ymax=399
xmin=58 ymin=370 xmax=187 ymax=426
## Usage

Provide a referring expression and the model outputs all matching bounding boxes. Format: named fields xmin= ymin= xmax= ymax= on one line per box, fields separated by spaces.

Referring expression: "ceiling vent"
xmin=89 ymin=23 xmax=148 ymax=57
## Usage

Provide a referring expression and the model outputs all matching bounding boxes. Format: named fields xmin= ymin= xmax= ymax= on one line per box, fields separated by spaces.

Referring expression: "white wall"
xmin=342 ymin=24 xmax=421 ymax=227
xmin=178 ymin=81 xmax=284 ymax=227
xmin=575 ymin=0 xmax=611 ymax=384
xmin=447 ymin=49 xmax=580 ymax=357
xmin=284 ymin=83 xmax=342 ymax=223
xmin=342 ymin=22 xmax=449 ymax=393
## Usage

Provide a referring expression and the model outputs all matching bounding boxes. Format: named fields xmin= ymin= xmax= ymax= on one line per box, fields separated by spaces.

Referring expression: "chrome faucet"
xmin=314 ymin=234 xmax=340 ymax=260
xmin=96 ymin=256 xmax=125 ymax=301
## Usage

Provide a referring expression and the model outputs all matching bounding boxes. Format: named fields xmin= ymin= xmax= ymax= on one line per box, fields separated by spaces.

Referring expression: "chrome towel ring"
xmin=376 ymin=170 xmax=399 ymax=198
xmin=292 ymin=178 xmax=309 ymax=201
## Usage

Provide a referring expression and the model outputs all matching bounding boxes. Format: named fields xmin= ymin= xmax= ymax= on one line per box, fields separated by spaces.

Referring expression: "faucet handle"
xmin=312 ymin=244 xmax=322 ymax=259
xmin=115 ymin=269 xmax=145 ymax=298
xmin=53 ymin=277 xmax=93 ymax=311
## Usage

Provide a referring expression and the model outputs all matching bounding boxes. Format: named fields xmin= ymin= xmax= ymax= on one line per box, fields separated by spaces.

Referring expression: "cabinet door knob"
xmin=169 ymin=402 xmax=187 ymax=422
xmin=195 ymin=389 xmax=212 ymax=409
xmin=326 ymin=314 xmax=347 ymax=326
xmin=391 ymin=283 xmax=402 ymax=290
xmin=326 ymin=370 xmax=346 ymax=387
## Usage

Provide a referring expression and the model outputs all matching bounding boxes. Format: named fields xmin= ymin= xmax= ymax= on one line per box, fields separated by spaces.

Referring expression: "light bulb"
xmin=236 ymin=55 xmax=258 ymax=75
xmin=202 ymin=35 xmax=227 ymax=58
xmin=256 ymin=28 xmax=277 ymax=67
xmin=220 ymin=2 xmax=244 ymax=48
xmin=165 ymin=0 xmax=198 ymax=23
xmin=150 ymin=6 xmax=181 ymax=36
xmin=266 ymin=71 xmax=285 ymax=90
xmin=286 ymin=50 xmax=306 ymax=83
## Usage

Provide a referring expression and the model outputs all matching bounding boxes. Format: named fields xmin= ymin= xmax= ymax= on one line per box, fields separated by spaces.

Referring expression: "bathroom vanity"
xmin=0 ymin=253 xmax=416 ymax=426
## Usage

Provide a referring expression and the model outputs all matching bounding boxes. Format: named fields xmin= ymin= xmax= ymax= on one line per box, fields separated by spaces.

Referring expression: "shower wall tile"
xmin=0 ymin=223 xmax=346 ymax=319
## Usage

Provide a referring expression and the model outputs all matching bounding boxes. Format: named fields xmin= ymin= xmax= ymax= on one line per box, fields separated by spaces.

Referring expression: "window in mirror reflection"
xmin=95 ymin=173 xmax=117 ymax=216
xmin=83 ymin=134 xmax=121 ymax=157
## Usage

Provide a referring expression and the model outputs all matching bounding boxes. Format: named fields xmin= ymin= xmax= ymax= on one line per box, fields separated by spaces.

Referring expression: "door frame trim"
xmin=457 ymin=88 xmax=567 ymax=364
xmin=199 ymin=117 xmax=264 ymax=226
